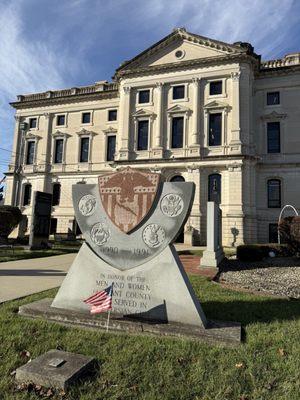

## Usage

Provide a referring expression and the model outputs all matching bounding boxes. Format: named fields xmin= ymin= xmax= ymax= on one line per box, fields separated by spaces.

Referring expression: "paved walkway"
xmin=0 ymin=245 xmax=214 ymax=304
xmin=0 ymin=253 xmax=76 ymax=303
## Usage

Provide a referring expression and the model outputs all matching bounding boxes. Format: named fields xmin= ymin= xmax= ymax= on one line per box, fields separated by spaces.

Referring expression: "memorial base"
xmin=19 ymin=298 xmax=242 ymax=346
xmin=201 ymin=248 xmax=225 ymax=268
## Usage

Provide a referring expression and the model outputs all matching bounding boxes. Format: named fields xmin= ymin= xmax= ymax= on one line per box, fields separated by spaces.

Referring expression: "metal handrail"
xmin=277 ymin=204 xmax=299 ymax=244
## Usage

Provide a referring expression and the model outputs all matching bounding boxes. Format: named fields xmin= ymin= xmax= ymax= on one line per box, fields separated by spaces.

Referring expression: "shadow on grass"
xmin=203 ymin=297 xmax=300 ymax=326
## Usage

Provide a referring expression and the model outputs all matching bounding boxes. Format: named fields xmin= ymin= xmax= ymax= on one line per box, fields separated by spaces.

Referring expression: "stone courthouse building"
xmin=5 ymin=28 xmax=300 ymax=245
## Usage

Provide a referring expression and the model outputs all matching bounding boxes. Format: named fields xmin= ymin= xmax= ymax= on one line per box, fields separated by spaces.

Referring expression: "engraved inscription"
xmin=90 ymin=222 xmax=110 ymax=246
xmin=78 ymin=194 xmax=97 ymax=216
xmin=160 ymin=193 xmax=184 ymax=217
xmin=142 ymin=224 xmax=165 ymax=248
xmin=95 ymin=273 xmax=152 ymax=315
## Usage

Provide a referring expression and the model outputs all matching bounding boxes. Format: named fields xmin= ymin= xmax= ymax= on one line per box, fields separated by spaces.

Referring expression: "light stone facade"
xmin=5 ymin=28 xmax=300 ymax=245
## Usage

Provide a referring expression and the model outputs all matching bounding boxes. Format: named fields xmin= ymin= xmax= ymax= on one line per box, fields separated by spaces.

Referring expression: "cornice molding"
xmin=10 ymin=89 xmax=119 ymax=110
xmin=115 ymin=28 xmax=251 ymax=76
xmin=115 ymin=53 xmax=259 ymax=80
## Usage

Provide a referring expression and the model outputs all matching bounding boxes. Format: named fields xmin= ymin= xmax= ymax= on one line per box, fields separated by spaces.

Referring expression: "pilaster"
xmin=151 ymin=82 xmax=164 ymax=158
xmin=118 ymin=85 xmax=131 ymax=160
xmin=229 ymin=71 xmax=242 ymax=154
xmin=188 ymin=77 xmax=201 ymax=156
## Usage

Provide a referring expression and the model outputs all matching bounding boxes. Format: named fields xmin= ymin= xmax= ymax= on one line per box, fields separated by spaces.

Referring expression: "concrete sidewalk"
xmin=0 ymin=244 xmax=206 ymax=304
xmin=0 ymin=253 xmax=76 ymax=304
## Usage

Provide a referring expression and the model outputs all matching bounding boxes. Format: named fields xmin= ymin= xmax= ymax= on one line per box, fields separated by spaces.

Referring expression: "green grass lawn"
xmin=0 ymin=244 xmax=80 ymax=263
xmin=0 ymin=276 xmax=299 ymax=400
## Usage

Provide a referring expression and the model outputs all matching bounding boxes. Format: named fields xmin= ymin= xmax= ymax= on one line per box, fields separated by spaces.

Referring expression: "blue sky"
xmin=0 ymin=0 xmax=299 ymax=180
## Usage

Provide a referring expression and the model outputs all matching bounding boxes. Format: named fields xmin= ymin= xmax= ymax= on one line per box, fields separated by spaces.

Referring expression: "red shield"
xmin=99 ymin=167 xmax=160 ymax=233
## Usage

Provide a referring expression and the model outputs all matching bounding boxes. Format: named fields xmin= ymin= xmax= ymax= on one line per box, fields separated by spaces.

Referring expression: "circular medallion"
xmin=160 ymin=194 xmax=184 ymax=217
xmin=90 ymin=222 xmax=110 ymax=246
xmin=142 ymin=224 xmax=165 ymax=248
xmin=78 ymin=195 xmax=97 ymax=216
xmin=175 ymin=49 xmax=185 ymax=59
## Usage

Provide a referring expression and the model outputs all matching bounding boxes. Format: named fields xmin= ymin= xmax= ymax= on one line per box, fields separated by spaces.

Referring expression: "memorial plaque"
xmin=29 ymin=191 xmax=52 ymax=249
xmin=52 ymin=167 xmax=207 ymax=328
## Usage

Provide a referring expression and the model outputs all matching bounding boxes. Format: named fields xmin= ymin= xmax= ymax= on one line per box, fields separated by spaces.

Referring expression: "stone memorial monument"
xmin=29 ymin=191 xmax=52 ymax=249
xmin=201 ymin=201 xmax=225 ymax=268
xmin=20 ymin=167 xmax=241 ymax=344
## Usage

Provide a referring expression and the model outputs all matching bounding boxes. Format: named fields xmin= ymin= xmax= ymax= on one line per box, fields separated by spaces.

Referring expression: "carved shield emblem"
xmin=99 ymin=167 xmax=160 ymax=233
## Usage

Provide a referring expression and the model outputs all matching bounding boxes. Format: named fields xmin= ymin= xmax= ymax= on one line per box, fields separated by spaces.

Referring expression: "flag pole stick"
xmin=106 ymin=310 xmax=111 ymax=332
xmin=106 ymin=283 xmax=113 ymax=332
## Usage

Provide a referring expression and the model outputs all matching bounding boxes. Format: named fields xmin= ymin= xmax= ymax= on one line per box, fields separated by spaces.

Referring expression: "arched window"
xmin=52 ymin=183 xmax=61 ymax=206
xmin=267 ymin=179 xmax=281 ymax=208
xmin=170 ymin=175 xmax=185 ymax=182
xmin=23 ymin=184 xmax=32 ymax=206
xmin=208 ymin=174 xmax=221 ymax=204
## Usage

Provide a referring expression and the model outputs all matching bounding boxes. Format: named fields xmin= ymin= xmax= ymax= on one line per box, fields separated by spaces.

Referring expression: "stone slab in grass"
xmin=19 ymin=298 xmax=241 ymax=346
xmin=15 ymin=349 xmax=95 ymax=391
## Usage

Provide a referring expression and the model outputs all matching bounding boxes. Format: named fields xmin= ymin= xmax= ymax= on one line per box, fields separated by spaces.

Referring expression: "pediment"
xmin=115 ymin=28 xmax=248 ymax=74
xmin=103 ymin=126 xmax=117 ymax=134
xmin=132 ymin=108 xmax=156 ymax=118
xmin=167 ymin=104 xmax=190 ymax=114
xmin=261 ymin=111 xmax=287 ymax=120
xmin=26 ymin=132 xmax=42 ymax=140
xmin=204 ymin=100 xmax=231 ymax=110
xmin=76 ymin=128 xmax=97 ymax=136
xmin=52 ymin=129 xmax=70 ymax=138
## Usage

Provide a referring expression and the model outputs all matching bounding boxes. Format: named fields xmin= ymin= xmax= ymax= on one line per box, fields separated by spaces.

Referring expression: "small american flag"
xmin=84 ymin=284 xmax=113 ymax=314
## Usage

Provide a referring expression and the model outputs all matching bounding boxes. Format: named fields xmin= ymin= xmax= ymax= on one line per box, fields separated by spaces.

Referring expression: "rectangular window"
xmin=269 ymin=223 xmax=278 ymax=243
xmin=54 ymin=139 xmax=63 ymax=163
xmin=82 ymin=112 xmax=91 ymax=124
xmin=56 ymin=115 xmax=65 ymax=126
xmin=172 ymin=85 xmax=185 ymax=100
xmin=50 ymin=218 xmax=58 ymax=235
xmin=268 ymin=180 xmax=281 ymax=208
xmin=80 ymin=137 xmax=89 ymax=162
xmin=267 ymin=91 xmax=280 ymax=105
xmin=267 ymin=122 xmax=280 ymax=153
xmin=29 ymin=118 xmax=37 ymax=129
xmin=26 ymin=141 xmax=35 ymax=164
xmin=209 ymin=113 xmax=222 ymax=146
xmin=137 ymin=120 xmax=149 ymax=150
xmin=171 ymin=117 xmax=184 ymax=148
xmin=23 ymin=184 xmax=32 ymax=206
xmin=210 ymin=81 xmax=222 ymax=95
xmin=107 ymin=135 xmax=116 ymax=161
xmin=108 ymin=110 xmax=117 ymax=121
xmin=138 ymin=90 xmax=150 ymax=104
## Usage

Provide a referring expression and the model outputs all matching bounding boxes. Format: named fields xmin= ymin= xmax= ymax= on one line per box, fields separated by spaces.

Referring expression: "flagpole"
xmin=106 ymin=282 xmax=113 ymax=332
xmin=106 ymin=310 xmax=111 ymax=332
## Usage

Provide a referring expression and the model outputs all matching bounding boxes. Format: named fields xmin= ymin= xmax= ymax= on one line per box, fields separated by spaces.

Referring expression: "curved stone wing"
xmin=73 ymin=182 xmax=194 ymax=271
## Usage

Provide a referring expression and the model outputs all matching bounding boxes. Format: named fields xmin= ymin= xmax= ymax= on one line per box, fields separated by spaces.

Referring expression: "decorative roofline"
xmin=260 ymin=53 xmax=300 ymax=70
xmin=10 ymin=81 xmax=119 ymax=109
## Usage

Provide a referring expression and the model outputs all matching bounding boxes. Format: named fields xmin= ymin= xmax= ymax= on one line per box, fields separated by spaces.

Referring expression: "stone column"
xmin=155 ymin=82 xmax=163 ymax=147
xmin=201 ymin=201 xmax=225 ymax=269
xmin=118 ymin=86 xmax=131 ymax=160
xmin=230 ymin=71 xmax=242 ymax=145
xmin=188 ymin=78 xmax=201 ymax=156
xmin=191 ymin=77 xmax=200 ymax=145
